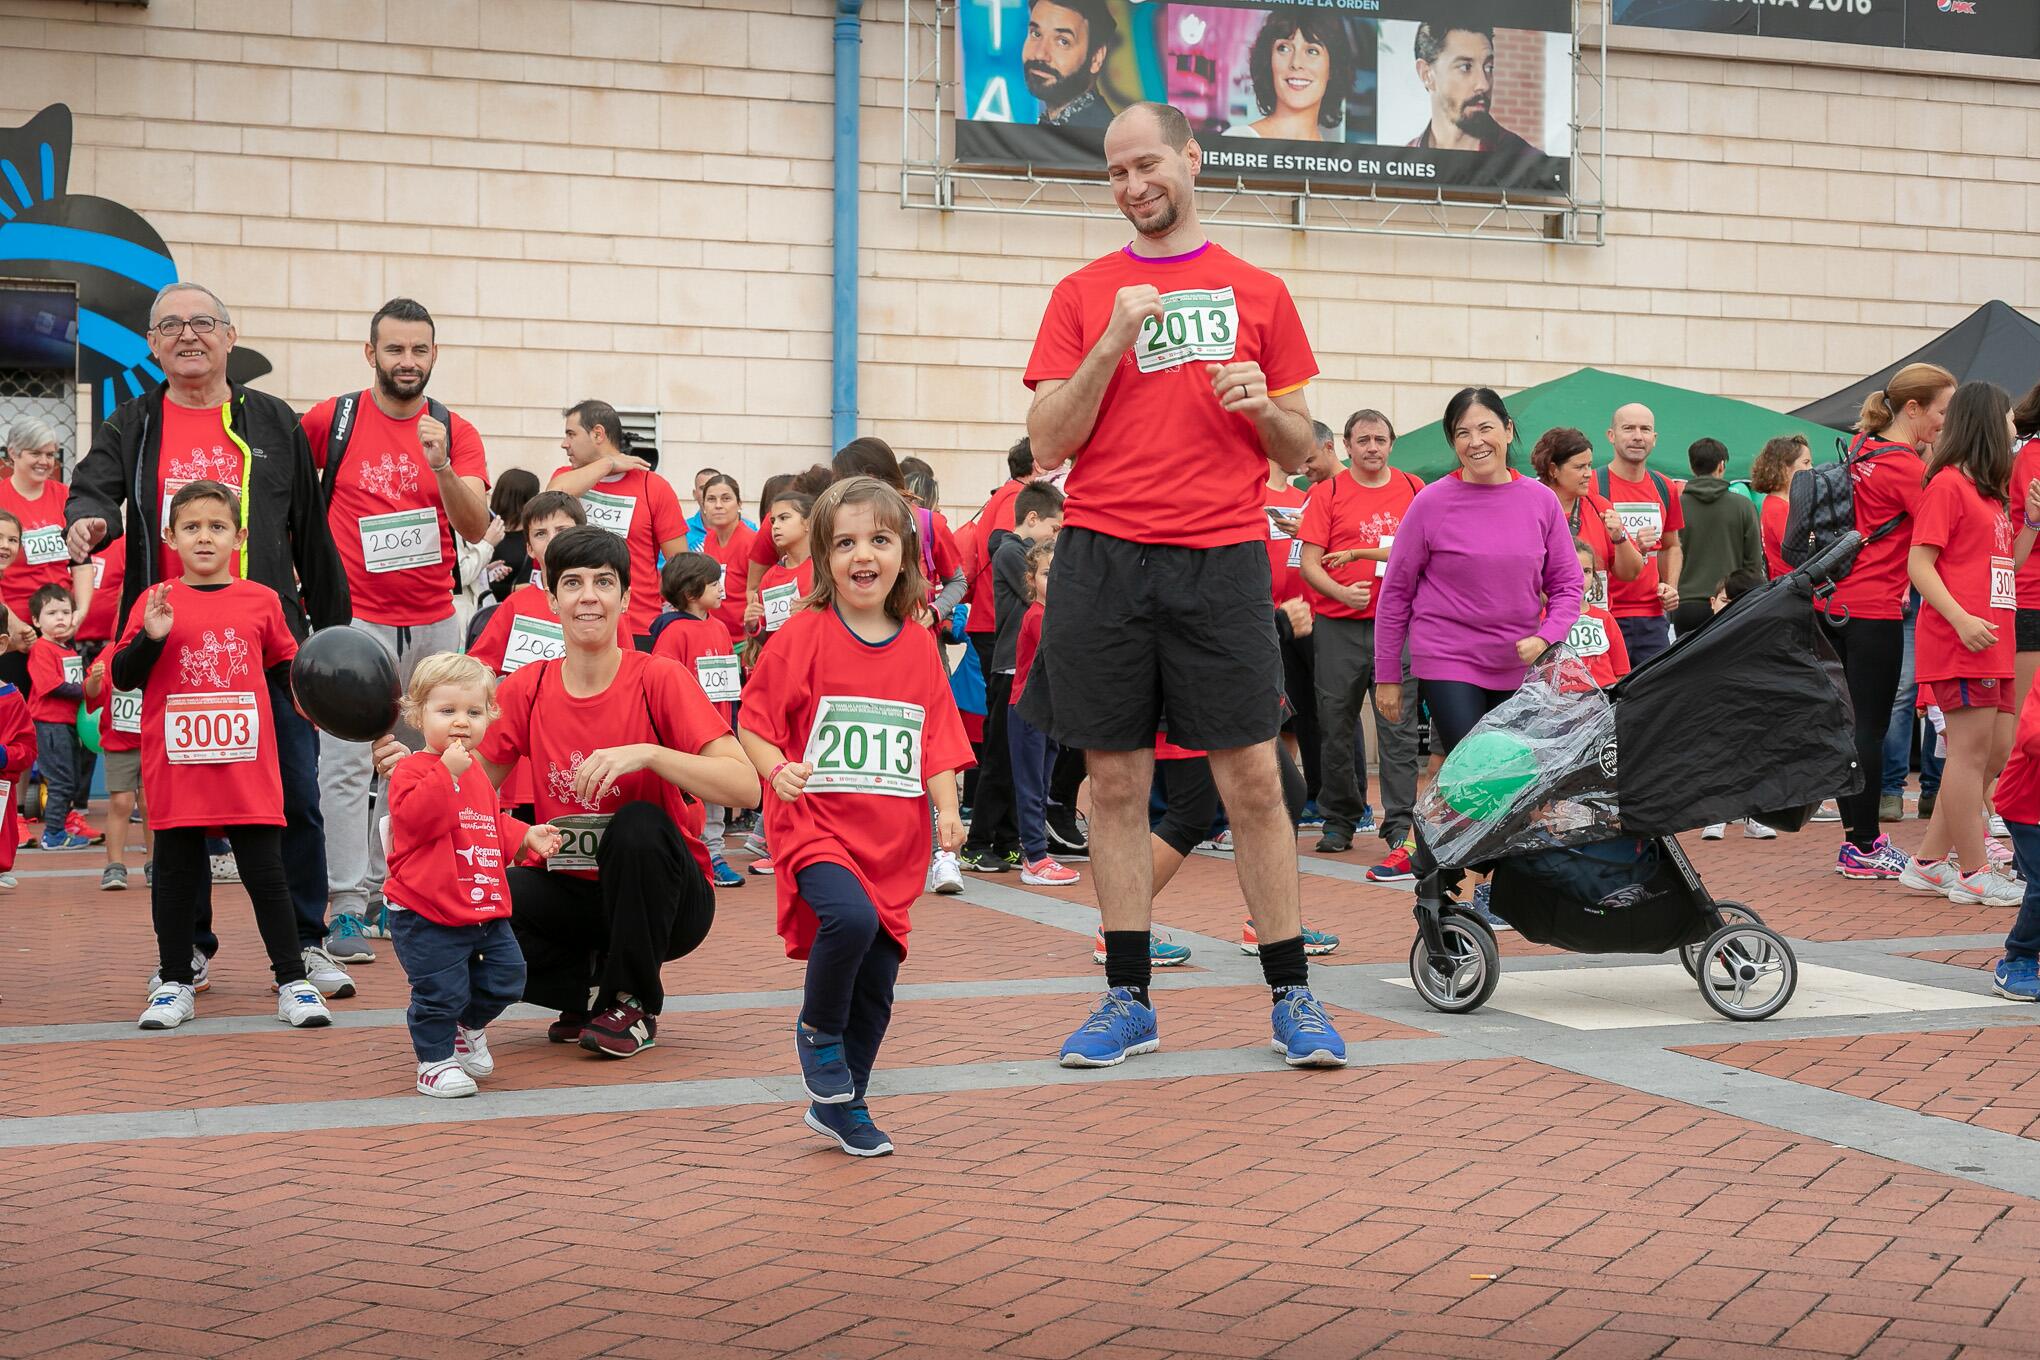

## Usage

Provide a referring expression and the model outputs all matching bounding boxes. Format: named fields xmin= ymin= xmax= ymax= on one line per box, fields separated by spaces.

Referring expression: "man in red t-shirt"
xmin=373 ymin=526 xmax=760 ymax=1058
xmin=1600 ymin=403 xmax=1684 ymax=667
xmin=548 ymin=400 xmax=687 ymax=648
xmin=1019 ymin=102 xmax=1345 ymax=1071
xmin=301 ymin=298 xmax=493 ymax=957
xmin=1298 ymin=408 xmax=1424 ymax=868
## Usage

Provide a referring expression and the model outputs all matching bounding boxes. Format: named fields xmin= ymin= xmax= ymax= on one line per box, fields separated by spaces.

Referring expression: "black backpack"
xmin=322 ymin=389 xmax=456 ymax=584
xmin=1779 ymin=433 xmax=1910 ymax=572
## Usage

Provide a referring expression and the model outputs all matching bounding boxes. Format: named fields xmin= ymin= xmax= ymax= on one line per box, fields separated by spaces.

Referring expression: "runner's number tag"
xmin=1586 ymin=568 xmax=1609 ymax=610
xmin=60 ymin=655 xmax=82 ymax=686
xmin=549 ymin=813 xmax=610 ymax=871
xmin=165 ymin=692 xmax=259 ymax=764
xmin=110 ymin=689 xmax=142 ymax=735
xmin=582 ymin=488 xmax=636 ymax=538
xmin=1567 ymin=615 xmax=1611 ymax=659
xmin=762 ymin=581 xmax=800 ymax=633
xmin=1613 ymin=503 xmax=1662 ymax=554
xmin=1992 ymin=556 xmax=2016 ymax=611
xmin=801 ymin=696 xmax=924 ymax=797
xmin=1135 ymin=287 xmax=1239 ymax=374
xmin=502 ymin=615 xmax=564 ymax=673
xmin=360 ymin=507 xmax=441 ymax=573
xmin=695 ymin=655 xmax=742 ymax=703
xmin=20 ymin=524 xmax=65 ymax=566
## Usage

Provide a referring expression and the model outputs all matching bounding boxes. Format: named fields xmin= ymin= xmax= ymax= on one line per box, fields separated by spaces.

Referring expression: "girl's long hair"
xmin=1923 ymin=381 xmax=2014 ymax=504
xmin=804 ymin=476 xmax=928 ymax=623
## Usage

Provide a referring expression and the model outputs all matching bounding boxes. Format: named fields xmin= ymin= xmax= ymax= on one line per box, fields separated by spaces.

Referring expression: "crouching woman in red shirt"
xmin=373 ymin=527 xmax=761 ymax=1059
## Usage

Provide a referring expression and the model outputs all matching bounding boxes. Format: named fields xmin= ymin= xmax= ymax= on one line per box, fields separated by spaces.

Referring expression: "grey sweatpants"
xmin=1312 ymin=614 xmax=1421 ymax=845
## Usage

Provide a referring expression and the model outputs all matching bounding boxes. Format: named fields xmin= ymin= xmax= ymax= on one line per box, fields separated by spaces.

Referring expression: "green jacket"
xmin=1677 ymin=476 xmax=1763 ymax=599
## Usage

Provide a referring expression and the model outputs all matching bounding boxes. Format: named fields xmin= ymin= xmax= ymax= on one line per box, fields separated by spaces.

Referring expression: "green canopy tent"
xmin=1378 ymin=368 xmax=1845 ymax=485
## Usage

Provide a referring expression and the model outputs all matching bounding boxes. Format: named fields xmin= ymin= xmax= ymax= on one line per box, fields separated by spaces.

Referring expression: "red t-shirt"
xmin=1911 ymin=468 xmax=2015 ymax=683
xmin=26 ymin=637 xmax=81 ymax=725
xmin=965 ymin=480 xmax=1026 ymax=634
xmin=697 ymin=522 xmax=756 ymax=644
xmin=920 ymin=508 xmax=963 ymax=600
xmin=1565 ymin=599 xmax=1631 ymax=689
xmin=755 ymin=557 xmax=816 ymax=637
xmin=1994 ymin=676 xmax=2040 ymax=824
xmin=303 ymin=395 xmax=489 ymax=627
xmin=1263 ymin=482 xmax=1308 ymax=603
xmin=78 ymin=540 xmax=125 ymax=642
xmin=1821 ymin=438 xmax=1926 ymax=623
xmin=740 ymin=607 xmax=974 ymax=961
xmin=0 ymin=478 xmax=70 ymax=623
xmin=1760 ymin=493 xmax=1791 ymax=581
xmin=87 ymin=656 xmax=142 ymax=754
xmin=550 ymin=464 xmax=687 ymax=640
xmin=1025 ymin=242 xmax=1317 ymax=548
xmin=650 ymin=612 xmax=740 ymax=727
xmin=2013 ymin=437 xmax=2040 ymax=610
xmin=1011 ymin=602 xmax=1044 ymax=706
xmin=0 ymin=686 xmax=32 ymax=871
xmin=1298 ymin=469 xmax=1424 ymax=620
xmin=154 ymin=402 xmax=247 ymax=584
xmin=385 ymin=751 xmax=532 ymax=928
xmin=1601 ymin=467 xmax=1685 ymax=618
xmin=118 ymin=579 xmax=297 ymax=829
xmin=475 ymin=650 xmax=726 ymax=881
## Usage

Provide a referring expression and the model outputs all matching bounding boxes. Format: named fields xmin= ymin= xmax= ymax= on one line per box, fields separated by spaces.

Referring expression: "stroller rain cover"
xmin=1413 ymin=562 xmax=1859 ymax=868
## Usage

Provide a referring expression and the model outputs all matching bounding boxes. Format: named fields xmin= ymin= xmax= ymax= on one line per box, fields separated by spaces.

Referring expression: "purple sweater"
xmin=1372 ymin=473 xmax=1584 ymax=689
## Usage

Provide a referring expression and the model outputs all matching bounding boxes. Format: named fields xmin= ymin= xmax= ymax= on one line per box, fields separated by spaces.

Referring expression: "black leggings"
xmin=794 ymin=862 xmax=903 ymax=1099
xmin=1150 ymin=747 xmax=1307 ymax=856
xmin=1819 ymin=614 xmax=1906 ymax=850
xmin=1420 ymin=679 xmax=1519 ymax=755
xmin=153 ymin=825 xmax=304 ymax=987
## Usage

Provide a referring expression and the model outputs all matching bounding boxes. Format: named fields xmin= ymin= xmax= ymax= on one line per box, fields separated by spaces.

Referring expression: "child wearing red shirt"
xmin=752 ymin=491 xmax=817 ymax=647
xmin=652 ymin=552 xmax=744 ymax=888
xmin=25 ymin=584 xmax=91 ymax=851
xmin=385 ymin=653 xmax=562 ymax=1098
xmin=1898 ymin=384 xmax=2040 ymax=909
xmin=1007 ymin=540 xmax=1077 ymax=887
xmin=85 ymin=656 xmax=149 ymax=891
xmin=740 ymin=477 xmax=973 ymax=1157
xmin=1564 ymin=541 xmax=1632 ymax=691
xmin=120 ymin=481 xmax=331 ymax=1032
xmin=696 ymin=474 xmax=757 ymax=646
xmin=0 ymin=680 xmax=35 ymax=889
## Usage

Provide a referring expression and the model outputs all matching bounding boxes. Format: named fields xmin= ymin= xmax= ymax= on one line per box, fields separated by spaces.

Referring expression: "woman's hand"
xmin=571 ymin=744 xmax=656 ymax=804
xmin=1957 ymin=612 xmax=2000 ymax=653
xmin=482 ymin=516 xmax=506 ymax=548
xmin=1376 ymin=686 xmax=1403 ymax=724
xmin=773 ymin=760 xmax=811 ymax=802
xmin=2025 ymin=478 xmax=2040 ymax=527
xmin=372 ymin=734 xmax=408 ymax=777
xmin=1515 ymin=637 xmax=1546 ymax=666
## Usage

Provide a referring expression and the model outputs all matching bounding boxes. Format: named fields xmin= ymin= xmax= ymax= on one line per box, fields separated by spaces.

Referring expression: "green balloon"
xmin=76 ymin=701 xmax=102 ymax=756
xmin=1437 ymin=729 xmax=1540 ymax=821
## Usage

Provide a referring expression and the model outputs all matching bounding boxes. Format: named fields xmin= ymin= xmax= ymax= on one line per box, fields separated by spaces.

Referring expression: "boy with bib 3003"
xmin=739 ymin=477 xmax=973 ymax=1157
xmin=124 ymin=480 xmax=333 ymax=1032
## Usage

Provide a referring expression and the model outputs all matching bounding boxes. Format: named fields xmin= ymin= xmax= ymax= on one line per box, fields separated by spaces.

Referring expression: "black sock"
xmin=1102 ymin=931 xmax=1153 ymax=1008
xmin=1256 ymin=933 xmax=1309 ymax=998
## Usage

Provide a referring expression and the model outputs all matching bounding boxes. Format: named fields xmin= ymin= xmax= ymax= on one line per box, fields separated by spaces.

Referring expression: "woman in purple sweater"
xmin=1373 ymin=387 xmax=1585 ymax=753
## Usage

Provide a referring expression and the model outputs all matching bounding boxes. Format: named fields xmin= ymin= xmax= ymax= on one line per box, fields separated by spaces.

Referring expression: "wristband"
xmin=1608 ymin=527 xmax=1627 ymax=544
xmin=768 ymin=759 xmax=791 ymax=785
xmin=2025 ymin=516 xmax=2040 ymax=532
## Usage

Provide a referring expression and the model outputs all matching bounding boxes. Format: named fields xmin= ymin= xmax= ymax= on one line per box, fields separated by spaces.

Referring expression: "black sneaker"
xmin=804 ymin=1101 xmax=894 ymax=1156
xmin=959 ymin=847 xmax=1008 ymax=873
xmin=1314 ymin=827 xmax=1353 ymax=854
xmin=1046 ymin=806 xmax=1090 ymax=860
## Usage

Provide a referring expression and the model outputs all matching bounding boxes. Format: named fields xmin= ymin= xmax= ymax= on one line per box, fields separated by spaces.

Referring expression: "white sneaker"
xmin=1899 ymin=856 xmax=1963 ymax=898
xmin=927 ymin=850 xmax=964 ymax=895
xmin=416 ymin=1058 xmax=478 ymax=1098
xmin=1950 ymin=868 xmax=2025 ymax=908
xmin=1811 ymin=801 xmax=1841 ymax=822
xmin=276 ymin=980 xmax=333 ymax=1027
xmin=1701 ymin=823 xmax=1727 ymax=840
xmin=1200 ymin=831 xmax=1234 ymax=852
xmin=453 ymin=1025 xmax=495 ymax=1078
xmin=147 ymin=947 xmax=210 ymax=996
xmin=210 ymin=853 xmax=240 ymax=883
xmin=1991 ymin=813 xmax=2009 ymax=837
xmin=1744 ymin=819 xmax=1777 ymax=840
xmin=299 ymin=946 xmax=357 ymax=1000
xmin=138 ymin=981 xmax=196 ymax=1030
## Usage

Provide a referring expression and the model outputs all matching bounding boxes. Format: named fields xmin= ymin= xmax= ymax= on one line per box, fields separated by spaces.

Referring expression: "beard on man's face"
xmin=1024 ymin=61 xmax=1095 ymax=108
xmin=1451 ymin=97 xmax=1498 ymax=138
xmin=376 ymin=362 xmax=431 ymax=401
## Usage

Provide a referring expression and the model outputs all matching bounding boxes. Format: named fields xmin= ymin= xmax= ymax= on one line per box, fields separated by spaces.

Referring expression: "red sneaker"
xmin=65 ymin=811 xmax=104 ymax=845
xmin=579 ymin=995 xmax=657 ymax=1057
xmin=546 ymin=1011 xmax=591 ymax=1044
xmin=1367 ymin=842 xmax=1416 ymax=883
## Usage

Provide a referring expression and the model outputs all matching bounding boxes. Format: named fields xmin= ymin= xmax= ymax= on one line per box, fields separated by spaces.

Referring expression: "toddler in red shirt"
xmin=653 ymin=551 xmax=744 ymax=886
xmin=1563 ymin=540 xmax=1631 ymax=692
xmin=386 ymin=653 xmax=563 ymax=1098
xmin=26 ymin=584 xmax=92 ymax=850
xmin=1008 ymin=539 xmax=1077 ymax=886
xmin=85 ymin=656 xmax=149 ymax=890
xmin=121 ymin=481 xmax=329 ymax=1032
xmin=740 ymin=477 xmax=973 ymax=1157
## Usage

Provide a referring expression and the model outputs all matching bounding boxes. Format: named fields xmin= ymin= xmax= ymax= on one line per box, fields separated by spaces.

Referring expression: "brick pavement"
xmin=3 ymin=816 xmax=2040 ymax=1358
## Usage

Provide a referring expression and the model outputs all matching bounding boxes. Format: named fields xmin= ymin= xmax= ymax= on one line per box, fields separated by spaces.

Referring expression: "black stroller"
xmin=1406 ymin=534 xmax=1867 ymax=1023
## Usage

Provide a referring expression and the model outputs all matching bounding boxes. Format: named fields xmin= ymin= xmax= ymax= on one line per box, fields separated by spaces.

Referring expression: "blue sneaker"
xmin=804 ymin=1100 xmax=894 ymax=1156
xmin=1297 ymin=801 xmax=1326 ymax=830
xmin=323 ymin=911 xmax=377 ymax=964
xmin=796 ymin=1022 xmax=855 ymax=1103
xmin=360 ymin=903 xmax=392 ymax=939
xmin=1993 ymin=955 xmax=2040 ymax=1001
xmin=38 ymin=830 xmax=89 ymax=851
xmin=1058 ymin=988 xmax=1159 ymax=1068
xmin=1470 ymin=883 xmax=1512 ymax=933
xmin=710 ymin=856 xmax=744 ymax=888
xmin=1354 ymin=808 xmax=1378 ymax=836
xmin=1270 ymin=987 xmax=1347 ymax=1067
xmin=1090 ymin=930 xmax=1193 ymax=967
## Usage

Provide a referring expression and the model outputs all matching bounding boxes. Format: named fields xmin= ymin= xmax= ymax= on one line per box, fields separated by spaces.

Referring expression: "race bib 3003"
xmin=1134 ymin=287 xmax=1239 ymax=374
xmin=581 ymin=489 xmax=637 ymax=538
xmin=549 ymin=812 xmax=611 ymax=871
xmin=359 ymin=506 xmax=442 ymax=574
xmin=165 ymin=691 xmax=259 ymax=764
xmin=502 ymin=614 xmax=565 ymax=674
xmin=801 ymin=695 xmax=925 ymax=797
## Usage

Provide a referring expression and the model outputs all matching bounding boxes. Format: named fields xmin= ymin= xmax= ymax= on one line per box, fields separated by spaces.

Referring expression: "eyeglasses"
xmin=151 ymin=315 xmax=222 ymax=338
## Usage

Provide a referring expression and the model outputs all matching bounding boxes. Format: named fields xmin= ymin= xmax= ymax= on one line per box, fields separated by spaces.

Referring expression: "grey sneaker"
xmin=323 ymin=911 xmax=376 ymax=964
xmin=298 ymin=946 xmax=357 ymax=1000
xmin=100 ymin=862 xmax=129 ymax=891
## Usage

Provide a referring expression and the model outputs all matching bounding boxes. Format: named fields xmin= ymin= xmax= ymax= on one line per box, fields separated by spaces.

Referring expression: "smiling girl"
xmin=1225 ymin=8 xmax=1353 ymax=143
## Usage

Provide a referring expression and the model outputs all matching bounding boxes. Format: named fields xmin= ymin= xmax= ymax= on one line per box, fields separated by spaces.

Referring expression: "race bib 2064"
xmin=1134 ymin=287 xmax=1239 ymax=374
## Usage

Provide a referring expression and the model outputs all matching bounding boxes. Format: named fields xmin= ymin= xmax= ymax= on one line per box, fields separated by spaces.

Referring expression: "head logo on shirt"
xmin=167 ymin=444 xmax=241 ymax=484
xmin=357 ymin=450 xmax=419 ymax=501
xmin=546 ymin=753 xmax=604 ymax=811
xmin=178 ymin=627 xmax=252 ymax=688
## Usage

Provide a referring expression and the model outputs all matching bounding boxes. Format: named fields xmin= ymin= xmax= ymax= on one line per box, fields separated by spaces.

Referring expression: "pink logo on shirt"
xmin=166 ymin=445 xmax=241 ymax=483
xmin=177 ymin=628 xmax=252 ymax=687
xmin=545 ymin=753 xmax=603 ymax=811
xmin=356 ymin=451 xmax=419 ymax=500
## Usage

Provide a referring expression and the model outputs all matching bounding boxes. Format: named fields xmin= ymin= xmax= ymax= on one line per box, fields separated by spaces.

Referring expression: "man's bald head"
xmin=1108 ymin=101 xmax=1192 ymax=152
xmin=1608 ymin=403 xmax=1658 ymax=466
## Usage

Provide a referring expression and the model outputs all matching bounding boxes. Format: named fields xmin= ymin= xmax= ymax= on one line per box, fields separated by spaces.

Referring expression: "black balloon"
xmin=291 ymin=628 xmax=400 ymax=744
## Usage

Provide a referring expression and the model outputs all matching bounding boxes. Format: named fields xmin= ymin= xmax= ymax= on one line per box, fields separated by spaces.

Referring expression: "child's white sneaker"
xmin=1951 ymin=868 xmax=2025 ymax=908
xmin=1701 ymin=823 xmax=1727 ymax=840
xmin=1744 ymin=819 xmax=1777 ymax=840
xmin=138 ymin=981 xmax=195 ymax=1030
xmin=276 ymin=980 xmax=333 ymax=1028
xmin=453 ymin=1025 xmax=495 ymax=1078
xmin=1900 ymin=856 xmax=1963 ymax=898
xmin=417 ymin=1058 xmax=478 ymax=1098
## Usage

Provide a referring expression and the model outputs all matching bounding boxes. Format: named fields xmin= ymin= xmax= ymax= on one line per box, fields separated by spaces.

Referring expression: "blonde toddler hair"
xmin=399 ymin=652 xmax=500 ymax=728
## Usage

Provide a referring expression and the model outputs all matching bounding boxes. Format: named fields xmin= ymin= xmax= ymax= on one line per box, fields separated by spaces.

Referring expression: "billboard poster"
xmin=956 ymin=0 xmax=1577 ymax=197
xmin=1612 ymin=0 xmax=2040 ymax=60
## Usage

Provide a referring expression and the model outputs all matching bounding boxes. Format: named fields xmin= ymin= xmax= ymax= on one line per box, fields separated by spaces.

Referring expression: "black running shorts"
xmin=2018 ymin=608 xmax=2040 ymax=654
xmin=1017 ymin=526 xmax=1282 ymax=752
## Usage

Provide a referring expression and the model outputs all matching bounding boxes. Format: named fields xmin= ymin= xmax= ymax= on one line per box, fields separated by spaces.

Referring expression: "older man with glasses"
xmin=68 ymin=281 xmax=355 ymax=999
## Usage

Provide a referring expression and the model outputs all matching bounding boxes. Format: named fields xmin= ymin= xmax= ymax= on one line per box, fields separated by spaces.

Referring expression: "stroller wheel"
xmin=1695 ymin=922 xmax=1796 ymax=1021
xmin=1679 ymin=902 xmax=1763 ymax=980
xmin=1408 ymin=911 xmax=1500 ymax=1014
